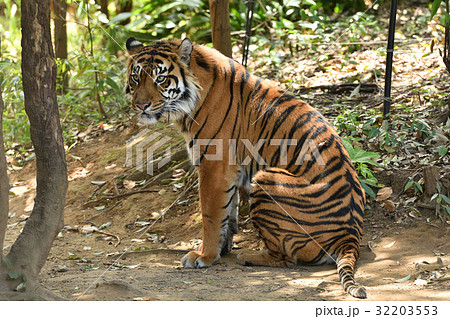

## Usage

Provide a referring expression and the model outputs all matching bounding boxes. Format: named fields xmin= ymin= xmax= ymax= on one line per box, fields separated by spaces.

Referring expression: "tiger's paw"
xmin=181 ymin=251 xmax=219 ymax=268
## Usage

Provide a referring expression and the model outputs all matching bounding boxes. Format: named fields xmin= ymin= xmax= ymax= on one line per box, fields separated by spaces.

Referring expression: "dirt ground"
xmin=4 ymin=123 xmax=449 ymax=301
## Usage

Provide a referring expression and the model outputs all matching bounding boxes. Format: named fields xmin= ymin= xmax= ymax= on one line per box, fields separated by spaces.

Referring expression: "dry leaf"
xmin=149 ymin=212 xmax=161 ymax=220
xmin=123 ymin=180 xmax=136 ymax=190
xmin=172 ymin=169 xmax=186 ymax=179
xmin=10 ymin=186 xmax=29 ymax=197
xmin=19 ymin=214 xmax=29 ymax=221
xmin=437 ymin=257 xmax=444 ymax=267
xmin=24 ymin=203 xmax=34 ymax=213
xmin=133 ymin=297 xmax=152 ymax=301
xmin=414 ymin=278 xmax=428 ymax=286
xmin=80 ymin=225 xmax=97 ymax=234
xmin=91 ymin=181 xmax=107 ymax=186
xmin=383 ymin=241 xmax=396 ymax=248
xmin=408 ymin=208 xmax=421 ymax=219
xmin=376 ymin=187 xmax=393 ymax=201
xmin=384 ymin=200 xmax=396 ymax=211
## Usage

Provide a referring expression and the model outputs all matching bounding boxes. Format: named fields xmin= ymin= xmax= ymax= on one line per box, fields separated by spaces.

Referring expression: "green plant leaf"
xmin=360 ymin=180 xmax=376 ymax=199
xmin=440 ymin=194 xmax=450 ymax=205
xmin=405 ymin=179 xmax=414 ymax=191
xmin=106 ymin=77 xmax=121 ymax=93
xmin=431 ymin=0 xmax=442 ymax=20
xmin=108 ymin=12 xmax=134 ymax=25
xmin=416 ymin=183 xmax=423 ymax=194
xmin=8 ymin=271 xmax=19 ymax=279
xmin=437 ymin=146 xmax=448 ymax=156
xmin=445 ymin=206 xmax=450 ymax=215
xmin=395 ymin=273 xmax=411 ymax=283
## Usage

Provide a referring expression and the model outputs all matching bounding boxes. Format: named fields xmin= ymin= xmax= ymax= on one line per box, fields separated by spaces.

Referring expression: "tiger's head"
xmin=125 ymin=37 xmax=200 ymax=124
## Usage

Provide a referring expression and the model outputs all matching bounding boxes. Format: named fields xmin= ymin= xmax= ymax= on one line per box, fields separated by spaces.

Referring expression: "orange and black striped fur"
xmin=125 ymin=37 xmax=367 ymax=298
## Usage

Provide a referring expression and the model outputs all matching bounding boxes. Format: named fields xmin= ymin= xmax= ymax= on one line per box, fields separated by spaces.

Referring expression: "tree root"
xmin=0 ymin=281 xmax=64 ymax=301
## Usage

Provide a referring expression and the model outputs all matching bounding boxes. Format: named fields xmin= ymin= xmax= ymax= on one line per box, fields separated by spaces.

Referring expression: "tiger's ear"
xmin=179 ymin=38 xmax=193 ymax=65
xmin=126 ymin=37 xmax=143 ymax=55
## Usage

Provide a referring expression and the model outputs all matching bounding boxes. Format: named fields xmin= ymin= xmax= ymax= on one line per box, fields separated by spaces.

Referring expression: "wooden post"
xmin=209 ymin=0 xmax=232 ymax=58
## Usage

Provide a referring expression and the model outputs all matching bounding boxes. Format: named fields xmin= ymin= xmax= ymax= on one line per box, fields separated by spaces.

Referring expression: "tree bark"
xmin=116 ymin=0 xmax=132 ymax=25
xmin=52 ymin=0 xmax=68 ymax=92
xmin=0 ymin=79 xmax=9 ymax=257
xmin=0 ymin=0 xmax=68 ymax=298
xmin=98 ymin=0 xmax=109 ymax=19
xmin=53 ymin=0 xmax=67 ymax=60
xmin=423 ymin=166 xmax=440 ymax=197
xmin=209 ymin=0 xmax=232 ymax=58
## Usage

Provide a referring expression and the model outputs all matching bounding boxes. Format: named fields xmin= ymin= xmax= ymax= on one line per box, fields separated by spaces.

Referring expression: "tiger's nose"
xmin=135 ymin=102 xmax=151 ymax=111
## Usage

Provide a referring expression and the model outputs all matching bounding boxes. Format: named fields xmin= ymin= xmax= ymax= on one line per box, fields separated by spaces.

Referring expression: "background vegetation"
xmin=1 ymin=0 xmax=449 ymax=216
xmin=0 ymin=0 xmax=387 ymax=149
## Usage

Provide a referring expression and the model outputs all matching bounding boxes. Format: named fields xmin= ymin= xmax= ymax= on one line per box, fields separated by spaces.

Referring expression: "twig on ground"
xmin=83 ymin=189 xmax=158 ymax=208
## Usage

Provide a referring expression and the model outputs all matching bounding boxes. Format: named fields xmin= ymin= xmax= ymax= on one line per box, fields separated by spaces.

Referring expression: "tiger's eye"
xmin=155 ymin=75 xmax=166 ymax=83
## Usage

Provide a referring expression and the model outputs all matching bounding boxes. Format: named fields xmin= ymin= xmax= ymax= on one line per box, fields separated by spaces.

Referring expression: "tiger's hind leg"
xmin=237 ymin=248 xmax=295 ymax=267
xmin=241 ymin=168 xmax=367 ymax=298
xmin=236 ymin=169 xmax=305 ymax=268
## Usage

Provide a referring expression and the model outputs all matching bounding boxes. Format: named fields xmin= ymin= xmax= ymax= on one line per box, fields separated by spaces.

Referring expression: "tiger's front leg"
xmin=181 ymin=163 xmax=238 ymax=268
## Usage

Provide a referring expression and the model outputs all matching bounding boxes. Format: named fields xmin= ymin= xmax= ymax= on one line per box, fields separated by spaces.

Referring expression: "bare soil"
xmin=4 ymin=124 xmax=449 ymax=301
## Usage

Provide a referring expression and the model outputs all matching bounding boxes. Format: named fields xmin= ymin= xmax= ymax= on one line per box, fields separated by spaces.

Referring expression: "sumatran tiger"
xmin=125 ymin=37 xmax=367 ymax=299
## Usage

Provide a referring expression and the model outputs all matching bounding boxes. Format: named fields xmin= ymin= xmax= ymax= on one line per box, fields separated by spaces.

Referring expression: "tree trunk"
xmin=209 ymin=0 xmax=232 ymax=58
xmin=53 ymin=0 xmax=67 ymax=60
xmin=116 ymin=0 xmax=132 ymax=25
xmin=423 ymin=166 xmax=440 ymax=198
xmin=52 ymin=0 xmax=68 ymax=92
xmin=0 ymin=0 xmax=68 ymax=300
xmin=0 ymin=80 xmax=8 ymax=258
xmin=98 ymin=0 xmax=109 ymax=19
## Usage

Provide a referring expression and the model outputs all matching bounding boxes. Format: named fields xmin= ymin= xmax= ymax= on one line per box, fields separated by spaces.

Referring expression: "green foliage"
xmin=430 ymin=0 xmax=450 ymax=27
xmin=0 ymin=58 xmax=30 ymax=147
xmin=56 ymin=48 xmax=128 ymax=146
xmin=341 ymin=137 xmax=380 ymax=199
xmin=431 ymin=183 xmax=450 ymax=220
xmin=405 ymin=177 xmax=424 ymax=196
xmin=108 ymin=0 xmax=210 ymax=43
xmin=1 ymin=0 xmax=130 ymax=150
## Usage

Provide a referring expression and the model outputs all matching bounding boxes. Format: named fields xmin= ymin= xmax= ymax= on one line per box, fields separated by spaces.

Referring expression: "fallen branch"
xmin=83 ymin=189 xmax=158 ymax=208
xmin=66 ymin=225 xmax=121 ymax=247
xmin=93 ymin=228 xmax=121 ymax=247
xmin=107 ymin=248 xmax=190 ymax=259
xmin=142 ymin=159 xmax=192 ymax=189
xmin=295 ymin=83 xmax=381 ymax=94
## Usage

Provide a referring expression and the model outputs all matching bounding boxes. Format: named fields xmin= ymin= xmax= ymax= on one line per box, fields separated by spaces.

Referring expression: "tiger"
xmin=125 ymin=37 xmax=367 ymax=299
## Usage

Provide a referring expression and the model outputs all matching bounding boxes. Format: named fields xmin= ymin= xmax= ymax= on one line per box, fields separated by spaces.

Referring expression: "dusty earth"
xmin=3 ymin=122 xmax=449 ymax=301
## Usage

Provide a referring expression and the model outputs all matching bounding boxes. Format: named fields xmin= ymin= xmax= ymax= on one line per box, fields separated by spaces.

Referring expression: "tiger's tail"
xmin=337 ymin=246 xmax=367 ymax=299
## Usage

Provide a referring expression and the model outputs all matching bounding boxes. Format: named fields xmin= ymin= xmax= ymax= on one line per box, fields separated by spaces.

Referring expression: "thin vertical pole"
xmin=242 ymin=0 xmax=255 ymax=67
xmin=383 ymin=0 xmax=398 ymax=120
